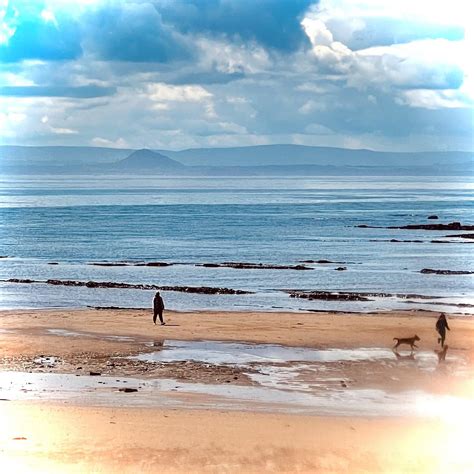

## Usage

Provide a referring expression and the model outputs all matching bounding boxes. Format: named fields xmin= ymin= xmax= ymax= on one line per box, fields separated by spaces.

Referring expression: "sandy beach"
xmin=1 ymin=308 xmax=473 ymax=473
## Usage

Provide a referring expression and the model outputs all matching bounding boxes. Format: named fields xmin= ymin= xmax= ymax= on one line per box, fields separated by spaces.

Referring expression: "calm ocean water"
xmin=0 ymin=175 xmax=473 ymax=314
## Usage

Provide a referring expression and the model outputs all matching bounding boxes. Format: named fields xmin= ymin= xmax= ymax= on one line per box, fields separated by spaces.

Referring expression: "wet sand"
xmin=1 ymin=308 xmax=473 ymax=473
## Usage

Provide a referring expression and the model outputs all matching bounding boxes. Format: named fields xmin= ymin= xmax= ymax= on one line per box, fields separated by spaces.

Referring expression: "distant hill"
xmin=0 ymin=145 xmax=131 ymax=165
xmin=159 ymin=144 xmax=473 ymax=168
xmin=0 ymin=144 xmax=472 ymax=175
xmin=112 ymin=149 xmax=185 ymax=172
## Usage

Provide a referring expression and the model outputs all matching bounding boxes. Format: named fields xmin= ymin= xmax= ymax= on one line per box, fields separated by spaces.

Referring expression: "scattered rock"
xmin=427 ymin=215 xmax=439 ymax=220
xmin=48 ymin=262 xmax=59 ymax=265
xmin=89 ymin=371 xmax=101 ymax=376
xmin=334 ymin=267 xmax=347 ymax=271
xmin=118 ymin=388 xmax=138 ymax=393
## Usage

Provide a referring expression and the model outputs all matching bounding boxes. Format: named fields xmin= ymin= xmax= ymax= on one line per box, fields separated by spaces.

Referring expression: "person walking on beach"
xmin=436 ymin=313 xmax=450 ymax=347
xmin=153 ymin=291 xmax=165 ymax=325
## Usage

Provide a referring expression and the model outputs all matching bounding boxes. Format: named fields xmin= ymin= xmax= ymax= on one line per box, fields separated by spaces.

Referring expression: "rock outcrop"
xmin=4 ymin=278 xmax=253 ymax=295
xmin=196 ymin=262 xmax=313 ymax=270
xmin=420 ymin=269 xmax=473 ymax=275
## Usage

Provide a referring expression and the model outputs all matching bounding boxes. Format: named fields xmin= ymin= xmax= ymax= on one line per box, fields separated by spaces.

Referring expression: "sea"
xmin=0 ymin=175 xmax=473 ymax=314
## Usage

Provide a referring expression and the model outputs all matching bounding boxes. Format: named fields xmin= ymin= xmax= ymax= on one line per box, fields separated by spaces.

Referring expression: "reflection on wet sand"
xmin=393 ymin=345 xmax=450 ymax=366
xmin=436 ymin=345 xmax=449 ymax=363
xmin=392 ymin=349 xmax=416 ymax=361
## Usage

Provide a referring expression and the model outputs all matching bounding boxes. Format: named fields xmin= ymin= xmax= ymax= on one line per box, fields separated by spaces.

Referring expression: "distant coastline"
xmin=1 ymin=144 xmax=472 ymax=176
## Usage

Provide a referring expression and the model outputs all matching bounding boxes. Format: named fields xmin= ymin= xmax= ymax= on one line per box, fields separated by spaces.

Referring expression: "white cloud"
xmin=195 ymin=37 xmax=271 ymax=75
xmin=301 ymin=0 xmax=473 ymax=109
xmin=310 ymin=0 xmax=472 ymax=30
xmin=147 ymin=83 xmax=212 ymax=102
xmin=91 ymin=136 xmax=129 ymax=148
xmin=50 ymin=126 xmax=77 ymax=134
xmin=0 ymin=1 xmax=17 ymax=45
xmin=397 ymin=89 xmax=473 ymax=109
xmin=40 ymin=8 xmax=58 ymax=27
xmin=299 ymin=100 xmax=327 ymax=114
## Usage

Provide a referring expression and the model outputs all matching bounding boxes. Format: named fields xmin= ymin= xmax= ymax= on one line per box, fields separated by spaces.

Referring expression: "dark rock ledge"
xmin=388 ymin=222 xmax=474 ymax=231
xmin=285 ymin=290 xmax=442 ymax=301
xmin=3 ymin=279 xmax=253 ymax=295
xmin=196 ymin=262 xmax=313 ymax=270
xmin=357 ymin=222 xmax=474 ymax=231
xmin=369 ymin=239 xmax=424 ymax=243
xmin=89 ymin=261 xmax=172 ymax=267
xmin=446 ymin=234 xmax=474 ymax=239
xmin=287 ymin=291 xmax=371 ymax=301
xmin=420 ymin=269 xmax=474 ymax=275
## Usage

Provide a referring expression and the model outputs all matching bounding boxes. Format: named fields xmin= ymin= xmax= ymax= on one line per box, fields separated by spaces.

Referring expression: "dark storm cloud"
xmin=158 ymin=0 xmax=315 ymax=52
xmin=81 ymin=2 xmax=192 ymax=63
xmin=0 ymin=0 xmax=315 ymax=64
xmin=170 ymin=71 xmax=245 ymax=85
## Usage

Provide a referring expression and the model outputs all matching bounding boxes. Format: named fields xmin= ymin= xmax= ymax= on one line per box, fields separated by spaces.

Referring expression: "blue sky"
xmin=0 ymin=0 xmax=473 ymax=151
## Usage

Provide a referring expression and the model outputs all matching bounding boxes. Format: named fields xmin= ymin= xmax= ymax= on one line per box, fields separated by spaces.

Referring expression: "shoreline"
xmin=1 ymin=308 xmax=473 ymax=472
xmin=1 ymin=303 xmax=474 ymax=317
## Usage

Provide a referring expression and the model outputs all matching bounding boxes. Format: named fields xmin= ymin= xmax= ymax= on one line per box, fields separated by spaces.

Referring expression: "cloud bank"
xmin=0 ymin=0 xmax=472 ymax=151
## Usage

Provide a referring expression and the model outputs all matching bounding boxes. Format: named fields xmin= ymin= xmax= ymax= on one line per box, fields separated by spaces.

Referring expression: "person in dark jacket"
xmin=153 ymin=291 xmax=165 ymax=325
xmin=435 ymin=313 xmax=450 ymax=347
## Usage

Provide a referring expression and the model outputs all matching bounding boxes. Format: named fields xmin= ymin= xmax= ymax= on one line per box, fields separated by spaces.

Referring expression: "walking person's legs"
xmin=158 ymin=311 xmax=165 ymax=325
xmin=440 ymin=330 xmax=446 ymax=347
xmin=153 ymin=310 xmax=158 ymax=325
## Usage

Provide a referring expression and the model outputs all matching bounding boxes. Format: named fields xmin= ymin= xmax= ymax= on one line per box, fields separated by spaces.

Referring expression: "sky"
xmin=0 ymin=0 xmax=473 ymax=151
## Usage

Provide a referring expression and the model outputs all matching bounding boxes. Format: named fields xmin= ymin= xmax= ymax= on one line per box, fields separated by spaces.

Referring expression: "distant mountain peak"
xmin=115 ymin=149 xmax=184 ymax=170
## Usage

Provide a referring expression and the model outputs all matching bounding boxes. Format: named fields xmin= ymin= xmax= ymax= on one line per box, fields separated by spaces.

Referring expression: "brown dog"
xmin=393 ymin=335 xmax=420 ymax=350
